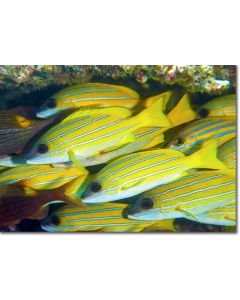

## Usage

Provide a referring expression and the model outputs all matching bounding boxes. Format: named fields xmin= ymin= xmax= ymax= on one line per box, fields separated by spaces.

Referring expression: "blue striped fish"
xmin=185 ymin=200 xmax=236 ymax=226
xmin=41 ymin=203 xmax=176 ymax=232
xmin=197 ymin=94 xmax=236 ymax=118
xmin=78 ymin=93 xmax=196 ymax=166
xmin=26 ymin=99 xmax=172 ymax=165
xmin=218 ymin=138 xmax=236 ymax=168
xmin=167 ymin=117 xmax=236 ymax=154
xmin=37 ymin=83 xmax=140 ymax=118
xmin=127 ymin=170 xmax=236 ymax=221
xmin=0 ymin=164 xmax=86 ymax=191
xmin=81 ymin=141 xmax=227 ymax=204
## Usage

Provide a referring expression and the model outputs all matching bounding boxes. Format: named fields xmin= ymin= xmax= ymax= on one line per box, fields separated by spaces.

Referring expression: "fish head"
xmin=127 ymin=189 xmax=180 ymax=221
xmin=167 ymin=126 xmax=202 ymax=155
xmin=127 ymin=194 xmax=161 ymax=220
xmin=37 ymin=97 xmax=64 ymax=118
xmin=81 ymin=168 xmax=154 ymax=204
xmin=81 ymin=178 xmax=116 ymax=203
xmin=26 ymin=133 xmax=68 ymax=165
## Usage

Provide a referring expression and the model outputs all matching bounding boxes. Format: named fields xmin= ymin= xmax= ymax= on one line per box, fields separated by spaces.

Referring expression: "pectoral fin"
xmin=120 ymin=179 xmax=145 ymax=191
xmin=175 ymin=206 xmax=200 ymax=221
xmin=68 ymin=150 xmax=89 ymax=175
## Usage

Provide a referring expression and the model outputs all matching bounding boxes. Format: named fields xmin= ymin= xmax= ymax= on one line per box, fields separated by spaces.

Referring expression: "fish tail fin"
xmin=167 ymin=94 xmax=197 ymax=126
xmin=136 ymin=99 xmax=172 ymax=128
xmin=143 ymin=91 xmax=174 ymax=110
xmin=189 ymin=140 xmax=228 ymax=170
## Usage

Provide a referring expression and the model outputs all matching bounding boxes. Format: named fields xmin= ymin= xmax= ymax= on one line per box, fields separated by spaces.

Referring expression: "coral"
xmin=0 ymin=65 xmax=236 ymax=95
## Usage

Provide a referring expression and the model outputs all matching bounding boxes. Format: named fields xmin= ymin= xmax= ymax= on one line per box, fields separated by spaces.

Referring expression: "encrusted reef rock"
xmin=0 ymin=65 xmax=236 ymax=95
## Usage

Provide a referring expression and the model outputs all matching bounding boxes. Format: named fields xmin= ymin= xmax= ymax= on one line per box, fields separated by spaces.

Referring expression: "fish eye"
xmin=141 ymin=198 xmax=154 ymax=210
xmin=46 ymin=98 xmax=57 ymax=108
xmin=37 ymin=143 xmax=48 ymax=154
xmin=90 ymin=182 xmax=102 ymax=193
xmin=50 ymin=215 xmax=61 ymax=225
xmin=198 ymin=108 xmax=209 ymax=118
xmin=174 ymin=137 xmax=184 ymax=146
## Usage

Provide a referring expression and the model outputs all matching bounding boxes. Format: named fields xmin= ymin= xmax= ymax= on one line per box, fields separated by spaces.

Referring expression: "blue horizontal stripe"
xmin=55 ymin=88 xmax=117 ymax=99
xmin=57 ymin=207 xmax=122 ymax=217
xmin=152 ymin=174 xmax=223 ymax=198
xmin=65 ymin=96 xmax=132 ymax=103
xmin=181 ymin=119 xmax=224 ymax=138
xmin=191 ymin=122 xmax=235 ymax=139
xmin=59 ymin=117 xmax=125 ymax=145
xmin=100 ymin=153 xmax=164 ymax=181
xmin=109 ymin=157 xmax=177 ymax=185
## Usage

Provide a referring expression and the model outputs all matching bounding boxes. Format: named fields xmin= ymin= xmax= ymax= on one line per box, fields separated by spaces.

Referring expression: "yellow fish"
xmin=78 ymin=93 xmax=196 ymax=166
xmin=127 ymin=170 xmax=235 ymax=221
xmin=81 ymin=141 xmax=227 ymax=204
xmin=218 ymin=138 xmax=236 ymax=168
xmin=26 ymin=99 xmax=172 ymax=165
xmin=167 ymin=117 xmax=236 ymax=154
xmin=41 ymin=203 xmax=176 ymax=232
xmin=185 ymin=200 xmax=236 ymax=226
xmin=197 ymin=94 xmax=236 ymax=118
xmin=36 ymin=83 xmax=140 ymax=118
xmin=0 ymin=164 xmax=88 ymax=192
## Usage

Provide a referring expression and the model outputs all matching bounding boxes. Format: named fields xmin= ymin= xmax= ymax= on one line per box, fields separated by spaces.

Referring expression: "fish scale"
xmin=218 ymin=138 xmax=236 ymax=168
xmin=197 ymin=94 xmax=236 ymax=117
xmin=167 ymin=117 xmax=236 ymax=154
xmin=185 ymin=201 xmax=236 ymax=226
xmin=37 ymin=83 xmax=140 ymax=118
xmin=0 ymin=165 xmax=83 ymax=190
xmin=41 ymin=203 xmax=175 ymax=233
xmin=82 ymin=141 xmax=227 ymax=204
xmin=27 ymin=98 xmax=172 ymax=164
xmin=127 ymin=170 xmax=236 ymax=221
xmin=78 ymin=93 xmax=197 ymax=167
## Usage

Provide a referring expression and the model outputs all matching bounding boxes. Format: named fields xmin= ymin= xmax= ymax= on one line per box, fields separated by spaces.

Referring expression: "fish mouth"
xmin=36 ymin=111 xmax=47 ymax=118
xmin=26 ymin=158 xmax=40 ymax=165
xmin=36 ymin=108 xmax=54 ymax=119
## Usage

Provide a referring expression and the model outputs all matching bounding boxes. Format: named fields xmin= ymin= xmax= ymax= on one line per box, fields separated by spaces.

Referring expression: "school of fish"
xmin=0 ymin=83 xmax=236 ymax=232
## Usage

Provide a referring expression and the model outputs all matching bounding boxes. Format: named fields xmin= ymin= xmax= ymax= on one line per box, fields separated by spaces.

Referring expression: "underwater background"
xmin=0 ymin=65 xmax=236 ymax=232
